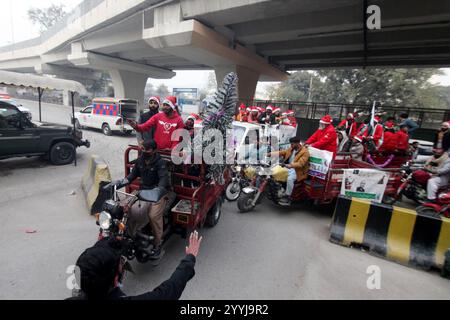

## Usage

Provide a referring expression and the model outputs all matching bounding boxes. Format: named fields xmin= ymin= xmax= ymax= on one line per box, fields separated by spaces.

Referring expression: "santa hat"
xmin=384 ymin=122 xmax=394 ymax=129
xmin=354 ymin=136 xmax=363 ymax=142
xmin=443 ymin=121 xmax=450 ymax=128
xmin=273 ymin=107 xmax=281 ymax=113
xmin=187 ymin=114 xmax=197 ymax=121
xmin=148 ymin=96 xmax=160 ymax=106
xmin=266 ymin=105 xmax=273 ymax=111
xmin=374 ymin=115 xmax=381 ymax=123
xmin=163 ymin=96 xmax=177 ymax=110
xmin=239 ymin=104 xmax=246 ymax=110
xmin=246 ymin=107 xmax=251 ymax=112
xmin=282 ymin=112 xmax=288 ymax=116
xmin=256 ymin=106 xmax=263 ymax=112
xmin=348 ymin=113 xmax=354 ymax=119
xmin=288 ymin=110 xmax=295 ymax=115
xmin=319 ymin=115 xmax=332 ymax=124
xmin=251 ymin=106 xmax=259 ymax=112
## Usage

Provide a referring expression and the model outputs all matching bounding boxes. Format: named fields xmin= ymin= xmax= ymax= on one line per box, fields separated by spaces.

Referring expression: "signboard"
xmin=340 ymin=169 xmax=389 ymax=203
xmin=308 ymin=147 xmax=333 ymax=180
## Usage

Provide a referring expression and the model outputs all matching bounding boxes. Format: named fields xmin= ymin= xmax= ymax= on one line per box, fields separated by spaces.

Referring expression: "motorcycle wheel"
xmin=237 ymin=193 xmax=256 ymax=213
xmin=225 ymin=181 xmax=241 ymax=201
xmin=416 ymin=206 xmax=440 ymax=218
xmin=382 ymin=194 xmax=398 ymax=205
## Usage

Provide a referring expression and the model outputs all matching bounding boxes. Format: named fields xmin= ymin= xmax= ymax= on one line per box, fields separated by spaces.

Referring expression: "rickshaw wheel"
xmin=206 ymin=199 xmax=222 ymax=227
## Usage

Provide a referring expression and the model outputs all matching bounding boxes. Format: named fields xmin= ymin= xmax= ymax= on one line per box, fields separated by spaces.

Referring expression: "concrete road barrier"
xmin=81 ymin=155 xmax=112 ymax=214
xmin=330 ymin=195 xmax=450 ymax=270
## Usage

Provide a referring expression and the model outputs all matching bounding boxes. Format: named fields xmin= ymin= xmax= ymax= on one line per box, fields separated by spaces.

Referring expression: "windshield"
xmin=232 ymin=125 xmax=246 ymax=148
xmin=121 ymin=102 xmax=138 ymax=119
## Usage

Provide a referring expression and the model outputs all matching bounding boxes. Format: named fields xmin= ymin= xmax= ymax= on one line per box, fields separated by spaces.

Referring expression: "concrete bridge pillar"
xmin=109 ymin=69 xmax=149 ymax=113
xmin=215 ymin=65 xmax=259 ymax=103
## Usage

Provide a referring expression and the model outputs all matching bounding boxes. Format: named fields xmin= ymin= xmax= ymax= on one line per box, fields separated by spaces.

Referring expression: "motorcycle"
xmin=97 ymin=185 xmax=176 ymax=264
xmin=237 ymin=162 xmax=298 ymax=212
xmin=225 ymin=164 xmax=251 ymax=201
xmin=382 ymin=162 xmax=427 ymax=205
xmin=416 ymin=189 xmax=450 ymax=218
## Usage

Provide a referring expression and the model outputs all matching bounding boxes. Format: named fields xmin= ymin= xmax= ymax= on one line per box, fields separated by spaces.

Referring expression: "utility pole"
xmin=307 ymin=75 xmax=313 ymax=102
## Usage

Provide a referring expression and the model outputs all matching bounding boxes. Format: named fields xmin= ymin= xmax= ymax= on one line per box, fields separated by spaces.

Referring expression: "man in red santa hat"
xmin=305 ymin=114 xmax=338 ymax=158
xmin=247 ymin=106 xmax=260 ymax=124
xmin=361 ymin=115 xmax=384 ymax=149
xmin=128 ymin=96 xmax=185 ymax=150
xmin=337 ymin=113 xmax=359 ymax=139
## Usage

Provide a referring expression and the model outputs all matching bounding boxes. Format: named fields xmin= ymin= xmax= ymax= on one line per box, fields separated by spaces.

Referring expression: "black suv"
xmin=0 ymin=100 xmax=90 ymax=165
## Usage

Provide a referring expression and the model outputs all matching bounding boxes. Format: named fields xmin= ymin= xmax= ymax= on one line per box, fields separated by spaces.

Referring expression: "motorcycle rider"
xmin=267 ymin=137 xmax=310 ymax=206
xmin=427 ymin=152 xmax=450 ymax=202
xmin=72 ymin=231 xmax=202 ymax=300
xmin=108 ymin=139 xmax=169 ymax=259
xmin=412 ymin=148 xmax=449 ymax=187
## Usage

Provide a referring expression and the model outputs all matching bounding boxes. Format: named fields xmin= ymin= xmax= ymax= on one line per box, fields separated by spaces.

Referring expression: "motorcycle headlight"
xmin=99 ymin=211 xmax=112 ymax=230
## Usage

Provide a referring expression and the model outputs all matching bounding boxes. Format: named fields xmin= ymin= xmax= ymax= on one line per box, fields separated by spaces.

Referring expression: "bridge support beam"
xmin=109 ymin=69 xmax=149 ymax=113
xmin=215 ymin=65 xmax=259 ymax=102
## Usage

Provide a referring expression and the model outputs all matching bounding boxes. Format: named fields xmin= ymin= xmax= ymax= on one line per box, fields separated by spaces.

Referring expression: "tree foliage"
xmin=28 ymin=4 xmax=66 ymax=32
xmin=267 ymin=69 xmax=448 ymax=109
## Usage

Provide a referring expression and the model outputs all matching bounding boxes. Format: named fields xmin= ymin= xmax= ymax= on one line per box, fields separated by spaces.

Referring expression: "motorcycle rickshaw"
xmin=96 ymin=145 xmax=230 ymax=264
xmin=237 ymin=154 xmax=403 ymax=213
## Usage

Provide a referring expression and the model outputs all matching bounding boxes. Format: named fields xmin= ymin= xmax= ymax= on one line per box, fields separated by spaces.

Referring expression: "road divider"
xmin=330 ymin=195 xmax=450 ymax=271
xmin=81 ymin=155 xmax=111 ymax=214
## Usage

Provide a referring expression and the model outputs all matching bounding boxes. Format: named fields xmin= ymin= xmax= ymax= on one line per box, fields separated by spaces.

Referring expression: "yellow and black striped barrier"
xmin=330 ymin=196 xmax=450 ymax=270
xmin=81 ymin=155 xmax=112 ymax=215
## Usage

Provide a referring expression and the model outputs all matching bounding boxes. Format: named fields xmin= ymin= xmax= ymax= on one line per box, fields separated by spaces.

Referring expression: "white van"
xmin=75 ymin=98 xmax=137 ymax=135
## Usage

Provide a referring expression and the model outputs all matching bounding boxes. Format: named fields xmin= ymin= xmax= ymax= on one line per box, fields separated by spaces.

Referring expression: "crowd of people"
xmin=235 ymin=104 xmax=297 ymax=126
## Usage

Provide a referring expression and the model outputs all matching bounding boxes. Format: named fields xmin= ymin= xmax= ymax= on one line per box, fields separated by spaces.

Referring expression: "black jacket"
xmin=258 ymin=112 xmax=276 ymax=125
xmin=137 ymin=110 xmax=159 ymax=143
xmin=111 ymin=254 xmax=196 ymax=300
xmin=434 ymin=130 xmax=450 ymax=152
xmin=126 ymin=153 xmax=170 ymax=190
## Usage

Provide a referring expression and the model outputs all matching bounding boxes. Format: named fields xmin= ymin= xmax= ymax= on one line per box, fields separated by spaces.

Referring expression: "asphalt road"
xmin=0 ymin=99 xmax=448 ymax=300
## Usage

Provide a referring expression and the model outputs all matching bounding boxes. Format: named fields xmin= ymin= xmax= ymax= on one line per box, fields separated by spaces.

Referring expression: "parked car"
xmin=0 ymin=100 xmax=90 ymax=165
xmin=75 ymin=98 xmax=137 ymax=136
xmin=0 ymin=97 xmax=32 ymax=120
xmin=411 ymin=139 xmax=433 ymax=163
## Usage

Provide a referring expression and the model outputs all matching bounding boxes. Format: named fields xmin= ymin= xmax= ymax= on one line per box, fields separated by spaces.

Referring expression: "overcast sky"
xmin=1 ymin=0 xmax=449 ymax=98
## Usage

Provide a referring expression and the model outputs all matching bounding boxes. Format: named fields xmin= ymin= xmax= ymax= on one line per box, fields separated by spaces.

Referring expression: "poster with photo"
xmin=308 ymin=147 xmax=333 ymax=180
xmin=340 ymin=169 xmax=389 ymax=203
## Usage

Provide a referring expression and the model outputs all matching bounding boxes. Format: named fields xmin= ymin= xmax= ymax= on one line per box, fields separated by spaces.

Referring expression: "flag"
xmin=369 ymin=101 xmax=376 ymax=135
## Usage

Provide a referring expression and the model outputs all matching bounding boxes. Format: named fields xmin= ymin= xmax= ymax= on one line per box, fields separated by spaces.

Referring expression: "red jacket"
xmin=396 ymin=130 xmax=409 ymax=151
xmin=136 ymin=112 xmax=185 ymax=149
xmin=306 ymin=124 xmax=338 ymax=157
xmin=379 ymin=131 xmax=397 ymax=152
xmin=338 ymin=119 xmax=359 ymax=138
xmin=362 ymin=124 xmax=384 ymax=147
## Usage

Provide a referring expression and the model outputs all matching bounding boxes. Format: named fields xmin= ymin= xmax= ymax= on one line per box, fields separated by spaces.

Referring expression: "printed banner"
xmin=308 ymin=147 xmax=333 ymax=180
xmin=341 ymin=169 xmax=389 ymax=203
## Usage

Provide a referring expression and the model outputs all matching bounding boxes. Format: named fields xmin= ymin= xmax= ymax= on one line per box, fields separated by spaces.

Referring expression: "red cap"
xmin=239 ymin=103 xmax=246 ymax=110
xmin=320 ymin=115 xmax=332 ymax=124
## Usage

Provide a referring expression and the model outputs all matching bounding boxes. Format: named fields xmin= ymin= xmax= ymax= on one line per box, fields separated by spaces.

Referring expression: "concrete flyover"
xmin=0 ymin=0 xmax=449 ymax=107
